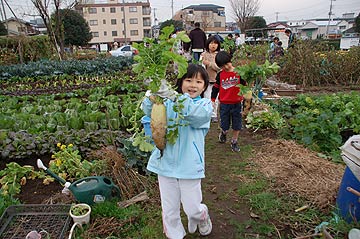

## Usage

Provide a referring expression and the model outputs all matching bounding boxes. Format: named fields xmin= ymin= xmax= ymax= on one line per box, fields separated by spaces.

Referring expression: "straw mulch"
xmin=90 ymin=146 xmax=157 ymax=200
xmin=252 ymin=138 xmax=345 ymax=210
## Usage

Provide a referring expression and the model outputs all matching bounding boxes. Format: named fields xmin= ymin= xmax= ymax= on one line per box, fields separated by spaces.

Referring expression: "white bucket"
xmin=69 ymin=203 xmax=91 ymax=225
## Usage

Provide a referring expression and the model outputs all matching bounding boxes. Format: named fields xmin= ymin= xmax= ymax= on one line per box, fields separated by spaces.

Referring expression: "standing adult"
xmin=189 ymin=22 xmax=207 ymax=61
xmin=285 ymin=29 xmax=295 ymax=48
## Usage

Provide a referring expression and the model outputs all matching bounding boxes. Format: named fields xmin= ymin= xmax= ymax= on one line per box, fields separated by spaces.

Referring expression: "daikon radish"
xmin=150 ymin=100 xmax=167 ymax=153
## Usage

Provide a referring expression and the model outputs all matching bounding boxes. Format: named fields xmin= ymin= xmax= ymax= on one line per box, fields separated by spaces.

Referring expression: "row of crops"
xmin=0 ymin=58 xmax=146 ymax=160
xmin=1 ymin=54 xmax=360 ymax=161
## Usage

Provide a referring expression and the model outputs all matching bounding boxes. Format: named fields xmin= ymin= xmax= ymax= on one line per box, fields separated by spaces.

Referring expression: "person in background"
xmin=211 ymin=51 xmax=246 ymax=152
xmin=200 ymin=35 xmax=221 ymax=122
xmin=189 ymin=22 xmax=207 ymax=61
xmin=214 ymin=33 xmax=224 ymax=43
xmin=270 ymin=37 xmax=279 ymax=52
xmin=285 ymin=29 xmax=296 ymax=48
xmin=269 ymin=37 xmax=279 ymax=61
xmin=274 ymin=41 xmax=285 ymax=58
xmin=234 ymin=33 xmax=244 ymax=47
xmin=226 ymin=33 xmax=236 ymax=57
xmin=142 ymin=64 xmax=213 ymax=239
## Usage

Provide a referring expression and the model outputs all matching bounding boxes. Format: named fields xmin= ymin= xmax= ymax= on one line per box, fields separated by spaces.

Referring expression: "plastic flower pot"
xmin=69 ymin=203 xmax=91 ymax=225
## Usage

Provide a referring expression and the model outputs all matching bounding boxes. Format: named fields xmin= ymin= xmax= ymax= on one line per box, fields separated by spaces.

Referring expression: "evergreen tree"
xmin=160 ymin=20 xmax=183 ymax=32
xmin=53 ymin=9 xmax=92 ymax=46
xmin=355 ymin=13 xmax=360 ymax=33
xmin=0 ymin=21 xmax=7 ymax=36
xmin=247 ymin=16 xmax=267 ymax=38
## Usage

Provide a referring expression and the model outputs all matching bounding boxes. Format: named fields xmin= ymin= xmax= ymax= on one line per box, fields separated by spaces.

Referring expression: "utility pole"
xmin=326 ymin=0 xmax=335 ymax=38
xmin=171 ymin=0 xmax=174 ymax=18
xmin=1 ymin=0 xmax=7 ymax=30
xmin=153 ymin=7 xmax=157 ymax=25
xmin=275 ymin=12 xmax=279 ymax=22
xmin=122 ymin=0 xmax=127 ymax=44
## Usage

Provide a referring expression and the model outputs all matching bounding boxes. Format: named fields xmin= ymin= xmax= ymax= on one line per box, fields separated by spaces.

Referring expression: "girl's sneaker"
xmin=199 ymin=205 xmax=212 ymax=236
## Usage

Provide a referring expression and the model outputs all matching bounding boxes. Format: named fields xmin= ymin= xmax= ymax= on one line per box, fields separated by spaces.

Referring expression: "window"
xmin=110 ymin=7 xmax=116 ymax=13
xmin=130 ymin=18 xmax=138 ymax=24
xmin=144 ymin=29 xmax=151 ymax=38
xmin=111 ymin=19 xmax=117 ymax=25
xmin=218 ymin=11 xmax=225 ymax=16
xmin=143 ymin=18 xmax=151 ymax=26
xmin=339 ymin=26 xmax=346 ymax=29
xmin=142 ymin=6 xmax=151 ymax=15
xmin=129 ymin=7 xmax=137 ymax=12
xmin=104 ymin=31 xmax=107 ymax=36
xmin=102 ymin=8 xmax=105 ymax=12
xmin=202 ymin=11 xmax=210 ymax=16
xmin=214 ymin=22 xmax=221 ymax=27
xmin=112 ymin=31 xmax=118 ymax=36
xmin=130 ymin=30 xmax=138 ymax=36
xmin=89 ymin=20 xmax=98 ymax=26
xmin=88 ymin=8 xmax=97 ymax=14
xmin=103 ymin=19 xmax=106 ymax=24
xmin=92 ymin=32 xmax=99 ymax=37
xmin=17 ymin=27 xmax=26 ymax=33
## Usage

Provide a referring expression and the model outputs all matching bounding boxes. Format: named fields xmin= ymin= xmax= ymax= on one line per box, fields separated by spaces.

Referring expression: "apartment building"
xmin=75 ymin=0 xmax=151 ymax=45
xmin=173 ymin=4 xmax=226 ymax=32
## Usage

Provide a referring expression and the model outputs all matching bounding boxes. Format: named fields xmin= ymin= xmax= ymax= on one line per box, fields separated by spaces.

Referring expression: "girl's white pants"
xmin=158 ymin=175 xmax=207 ymax=239
xmin=204 ymin=84 xmax=218 ymax=118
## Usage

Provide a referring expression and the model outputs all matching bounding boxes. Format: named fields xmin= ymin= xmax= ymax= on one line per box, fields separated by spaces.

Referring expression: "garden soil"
xmin=1 ymin=123 xmax=345 ymax=238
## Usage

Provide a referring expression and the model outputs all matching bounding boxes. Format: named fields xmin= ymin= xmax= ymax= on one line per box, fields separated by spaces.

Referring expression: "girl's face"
xmin=181 ymin=73 xmax=206 ymax=98
xmin=209 ymin=41 xmax=218 ymax=53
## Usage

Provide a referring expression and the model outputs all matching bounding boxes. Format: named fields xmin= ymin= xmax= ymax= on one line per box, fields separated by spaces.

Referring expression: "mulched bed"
xmin=252 ymin=138 xmax=345 ymax=210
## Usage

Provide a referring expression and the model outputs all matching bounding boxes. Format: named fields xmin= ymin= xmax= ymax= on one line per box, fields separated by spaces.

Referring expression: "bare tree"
xmin=201 ymin=12 xmax=215 ymax=31
xmin=229 ymin=0 xmax=260 ymax=33
xmin=31 ymin=0 xmax=75 ymax=60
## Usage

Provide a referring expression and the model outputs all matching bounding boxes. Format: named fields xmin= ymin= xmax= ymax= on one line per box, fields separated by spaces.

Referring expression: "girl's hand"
xmin=203 ymin=60 xmax=210 ymax=66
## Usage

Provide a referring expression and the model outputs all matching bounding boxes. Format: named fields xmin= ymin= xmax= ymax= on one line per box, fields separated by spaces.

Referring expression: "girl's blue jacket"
xmin=142 ymin=94 xmax=212 ymax=179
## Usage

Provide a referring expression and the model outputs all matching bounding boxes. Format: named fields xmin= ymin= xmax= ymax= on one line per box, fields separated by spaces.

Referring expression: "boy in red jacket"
xmin=211 ymin=51 xmax=246 ymax=152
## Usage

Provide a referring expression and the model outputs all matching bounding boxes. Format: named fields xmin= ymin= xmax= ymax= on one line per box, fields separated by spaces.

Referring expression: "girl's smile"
xmin=181 ymin=74 xmax=206 ymax=98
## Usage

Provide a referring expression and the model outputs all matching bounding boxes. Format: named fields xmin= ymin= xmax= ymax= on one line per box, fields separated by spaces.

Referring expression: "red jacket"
xmin=211 ymin=70 xmax=246 ymax=104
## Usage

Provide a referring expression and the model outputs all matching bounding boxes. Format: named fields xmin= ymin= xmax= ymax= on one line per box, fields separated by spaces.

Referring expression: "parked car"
xmin=109 ymin=45 xmax=138 ymax=57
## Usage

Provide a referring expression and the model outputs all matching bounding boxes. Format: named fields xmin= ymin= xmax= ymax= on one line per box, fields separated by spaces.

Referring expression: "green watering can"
xmin=37 ymin=159 xmax=121 ymax=205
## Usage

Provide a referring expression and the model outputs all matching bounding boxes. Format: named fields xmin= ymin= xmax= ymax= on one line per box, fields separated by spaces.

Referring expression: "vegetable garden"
xmin=1 ymin=28 xmax=360 ymax=238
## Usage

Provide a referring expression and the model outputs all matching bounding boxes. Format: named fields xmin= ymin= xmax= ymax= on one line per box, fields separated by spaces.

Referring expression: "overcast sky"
xmin=3 ymin=0 xmax=360 ymax=24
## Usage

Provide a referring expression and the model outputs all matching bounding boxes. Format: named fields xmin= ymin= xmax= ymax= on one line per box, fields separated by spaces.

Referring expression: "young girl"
xmin=142 ymin=64 xmax=213 ymax=239
xmin=200 ymin=35 xmax=221 ymax=122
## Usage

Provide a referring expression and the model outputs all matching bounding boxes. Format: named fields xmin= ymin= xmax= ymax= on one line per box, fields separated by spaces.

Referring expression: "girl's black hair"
xmin=176 ymin=64 xmax=209 ymax=98
xmin=205 ymin=35 xmax=221 ymax=52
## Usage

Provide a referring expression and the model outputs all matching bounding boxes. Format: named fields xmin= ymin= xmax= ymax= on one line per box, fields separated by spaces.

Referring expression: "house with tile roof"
xmin=173 ymin=4 xmax=226 ymax=32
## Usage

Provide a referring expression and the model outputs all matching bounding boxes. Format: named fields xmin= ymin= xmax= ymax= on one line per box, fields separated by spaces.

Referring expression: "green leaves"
xmin=132 ymin=25 xmax=189 ymax=92
xmin=235 ymin=60 xmax=279 ymax=99
xmin=273 ymin=92 xmax=360 ymax=158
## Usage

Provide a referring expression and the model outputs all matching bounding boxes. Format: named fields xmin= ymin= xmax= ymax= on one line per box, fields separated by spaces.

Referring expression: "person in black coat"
xmin=189 ymin=22 xmax=207 ymax=61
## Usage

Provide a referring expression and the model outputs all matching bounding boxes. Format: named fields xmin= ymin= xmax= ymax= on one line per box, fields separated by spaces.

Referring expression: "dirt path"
xmin=186 ymin=123 xmax=266 ymax=239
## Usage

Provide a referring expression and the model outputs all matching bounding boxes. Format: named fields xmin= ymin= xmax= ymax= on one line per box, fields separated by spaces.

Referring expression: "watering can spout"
xmin=37 ymin=158 xmax=67 ymax=185
xmin=37 ymin=159 xmax=47 ymax=170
